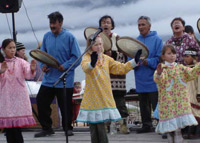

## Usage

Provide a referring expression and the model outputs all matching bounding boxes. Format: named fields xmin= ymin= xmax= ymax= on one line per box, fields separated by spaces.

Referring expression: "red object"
xmin=72 ymin=84 xmax=81 ymax=121
xmin=72 ymin=99 xmax=80 ymax=121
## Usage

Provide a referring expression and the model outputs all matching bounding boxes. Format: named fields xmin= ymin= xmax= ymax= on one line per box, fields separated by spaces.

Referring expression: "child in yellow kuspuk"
xmin=154 ymin=44 xmax=200 ymax=143
xmin=76 ymin=35 xmax=142 ymax=143
xmin=183 ymin=48 xmax=200 ymax=139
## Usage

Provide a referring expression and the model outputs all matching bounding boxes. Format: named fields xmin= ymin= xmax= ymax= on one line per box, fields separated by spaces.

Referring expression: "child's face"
xmin=3 ymin=41 xmax=16 ymax=59
xmin=91 ymin=37 xmax=103 ymax=54
xmin=162 ymin=48 xmax=176 ymax=63
xmin=17 ymin=49 xmax=26 ymax=59
xmin=183 ymin=55 xmax=193 ymax=65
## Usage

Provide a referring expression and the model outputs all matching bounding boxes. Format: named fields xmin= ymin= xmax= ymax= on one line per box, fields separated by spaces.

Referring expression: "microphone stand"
xmin=53 ymin=40 xmax=95 ymax=143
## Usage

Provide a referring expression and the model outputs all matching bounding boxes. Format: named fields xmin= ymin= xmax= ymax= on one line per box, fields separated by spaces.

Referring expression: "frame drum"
xmin=116 ymin=36 xmax=149 ymax=59
xmin=29 ymin=49 xmax=60 ymax=69
xmin=84 ymin=27 xmax=112 ymax=52
xmin=197 ymin=18 xmax=200 ymax=33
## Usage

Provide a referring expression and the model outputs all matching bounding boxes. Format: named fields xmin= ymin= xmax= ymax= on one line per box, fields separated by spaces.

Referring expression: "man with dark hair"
xmin=131 ymin=16 xmax=163 ymax=133
xmin=99 ymin=15 xmax=130 ymax=134
xmin=34 ymin=11 xmax=81 ymax=137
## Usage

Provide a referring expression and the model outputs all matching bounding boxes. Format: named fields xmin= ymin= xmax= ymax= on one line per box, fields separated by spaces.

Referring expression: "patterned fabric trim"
xmin=0 ymin=115 xmax=36 ymax=128
xmin=166 ymin=79 xmax=174 ymax=91
xmin=76 ymin=108 xmax=121 ymax=123
xmin=111 ymin=79 xmax=126 ymax=90
xmin=111 ymin=33 xmax=118 ymax=51
xmin=155 ymin=113 xmax=198 ymax=133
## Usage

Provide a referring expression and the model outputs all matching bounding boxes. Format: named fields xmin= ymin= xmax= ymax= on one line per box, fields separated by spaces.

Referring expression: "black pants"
xmin=113 ymin=90 xmax=129 ymax=118
xmin=5 ymin=128 xmax=24 ymax=143
xmin=138 ymin=92 xmax=158 ymax=128
xmin=36 ymin=85 xmax=73 ymax=131
xmin=90 ymin=123 xmax=108 ymax=143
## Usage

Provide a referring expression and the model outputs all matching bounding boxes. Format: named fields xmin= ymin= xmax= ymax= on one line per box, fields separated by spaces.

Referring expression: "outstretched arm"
xmin=0 ymin=61 xmax=7 ymax=74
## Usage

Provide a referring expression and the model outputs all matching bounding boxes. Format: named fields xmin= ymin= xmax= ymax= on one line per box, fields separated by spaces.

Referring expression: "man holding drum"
xmin=34 ymin=11 xmax=81 ymax=137
xmin=133 ymin=16 xmax=163 ymax=133
xmin=99 ymin=15 xmax=130 ymax=134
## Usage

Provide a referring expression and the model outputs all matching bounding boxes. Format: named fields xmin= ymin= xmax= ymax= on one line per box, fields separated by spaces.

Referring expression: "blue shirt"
xmin=129 ymin=31 xmax=163 ymax=93
xmin=40 ymin=28 xmax=81 ymax=88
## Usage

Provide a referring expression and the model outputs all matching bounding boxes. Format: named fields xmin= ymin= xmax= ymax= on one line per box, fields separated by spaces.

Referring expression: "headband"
xmin=184 ymin=50 xmax=197 ymax=56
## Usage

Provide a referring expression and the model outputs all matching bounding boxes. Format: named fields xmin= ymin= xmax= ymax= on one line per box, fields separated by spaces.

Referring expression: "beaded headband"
xmin=184 ymin=50 xmax=197 ymax=56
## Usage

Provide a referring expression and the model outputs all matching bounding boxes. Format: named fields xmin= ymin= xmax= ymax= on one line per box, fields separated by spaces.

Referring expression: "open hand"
xmin=30 ymin=60 xmax=37 ymax=73
xmin=0 ymin=61 xmax=7 ymax=73
xmin=58 ymin=65 xmax=65 ymax=72
xmin=42 ymin=65 xmax=50 ymax=73
xmin=156 ymin=63 xmax=163 ymax=75
xmin=141 ymin=59 xmax=148 ymax=66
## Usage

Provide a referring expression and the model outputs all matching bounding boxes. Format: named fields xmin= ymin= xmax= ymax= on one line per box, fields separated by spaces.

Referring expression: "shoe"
xmin=120 ymin=124 xmax=130 ymax=134
xmin=136 ymin=127 xmax=153 ymax=134
xmin=67 ymin=130 xmax=74 ymax=136
xmin=34 ymin=129 xmax=55 ymax=138
xmin=162 ymin=133 xmax=167 ymax=139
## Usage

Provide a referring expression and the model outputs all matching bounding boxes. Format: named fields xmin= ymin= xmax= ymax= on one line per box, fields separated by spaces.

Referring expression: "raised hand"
xmin=135 ymin=49 xmax=142 ymax=64
xmin=42 ymin=65 xmax=50 ymax=73
xmin=156 ymin=63 xmax=163 ymax=75
xmin=30 ymin=60 xmax=37 ymax=73
xmin=90 ymin=52 xmax=98 ymax=68
xmin=0 ymin=61 xmax=7 ymax=73
xmin=141 ymin=59 xmax=148 ymax=66
xmin=58 ymin=65 xmax=65 ymax=72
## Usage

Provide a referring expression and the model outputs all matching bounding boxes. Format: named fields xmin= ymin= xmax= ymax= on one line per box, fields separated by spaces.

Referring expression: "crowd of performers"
xmin=1 ymin=11 xmax=200 ymax=143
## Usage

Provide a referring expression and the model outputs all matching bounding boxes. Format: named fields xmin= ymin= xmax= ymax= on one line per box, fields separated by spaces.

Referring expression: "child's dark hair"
xmin=185 ymin=25 xmax=194 ymax=34
xmin=99 ymin=15 xmax=115 ymax=30
xmin=48 ymin=11 xmax=63 ymax=23
xmin=0 ymin=39 xmax=15 ymax=62
xmin=0 ymin=51 xmax=4 ymax=63
xmin=162 ymin=44 xmax=176 ymax=55
xmin=160 ymin=44 xmax=176 ymax=63
xmin=184 ymin=47 xmax=198 ymax=59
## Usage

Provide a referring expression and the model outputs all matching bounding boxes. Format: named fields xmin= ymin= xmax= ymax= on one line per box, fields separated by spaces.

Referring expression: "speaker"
xmin=0 ymin=0 xmax=22 ymax=13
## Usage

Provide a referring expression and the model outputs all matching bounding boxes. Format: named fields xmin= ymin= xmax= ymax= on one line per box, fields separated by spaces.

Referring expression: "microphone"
xmin=90 ymin=27 xmax=103 ymax=41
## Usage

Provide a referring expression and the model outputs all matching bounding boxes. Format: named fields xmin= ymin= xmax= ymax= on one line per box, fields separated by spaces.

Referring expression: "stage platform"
xmin=1 ymin=127 xmax=200 ymax=143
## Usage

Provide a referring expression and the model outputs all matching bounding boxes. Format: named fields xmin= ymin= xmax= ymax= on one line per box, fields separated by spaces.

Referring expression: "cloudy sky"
xmin=0 ymin=0 xmax=200 ymax=48
xmin=0 ymin=0 xmax=200 ymax=90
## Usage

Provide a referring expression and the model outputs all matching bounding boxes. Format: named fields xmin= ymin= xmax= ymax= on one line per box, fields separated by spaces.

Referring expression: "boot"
xmin=174 ymin=129 xmax=184 ymax=143
xmin=167 ymin=132 xmax=174 ymax=143
xmin=110 ymin=121 xmax=117 ymax=135
xmin=119 ymin=118 xmax=130 ymax=134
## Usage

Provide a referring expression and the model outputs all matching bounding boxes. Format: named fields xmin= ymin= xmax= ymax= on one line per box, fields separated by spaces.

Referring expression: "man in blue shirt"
xmin=133 ymin=16 xmax=163 ymax=133
xmin=34 ymin=11 xmax=81 ymax=137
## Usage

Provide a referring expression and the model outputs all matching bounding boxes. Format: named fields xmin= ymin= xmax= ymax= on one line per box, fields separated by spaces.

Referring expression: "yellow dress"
xmin=76 ymin=53 xmax=135 ymax=123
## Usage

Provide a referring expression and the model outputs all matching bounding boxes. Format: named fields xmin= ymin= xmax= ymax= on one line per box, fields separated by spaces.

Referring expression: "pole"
xmin=53 ymin=40 xmax=95 ymax=87
xmin=63 ymin=77 xmax=69 ymax=143
xmin=53 ymin=40 xmax=95 ymax=143
xmin=12 ymin=12 xmax=17 ymax=42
